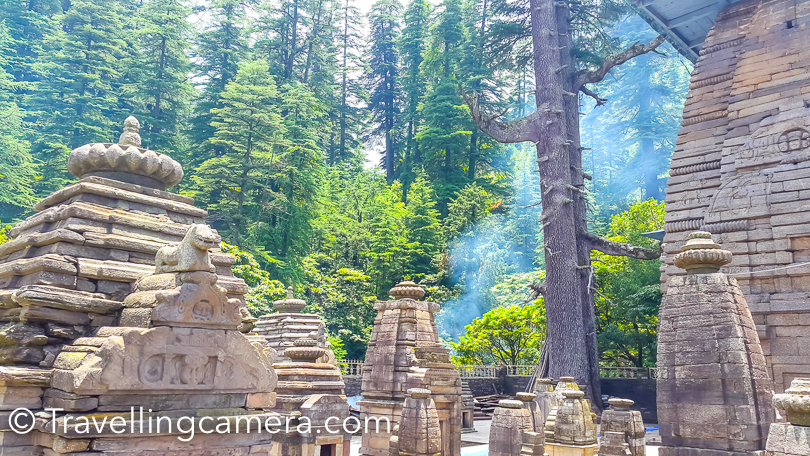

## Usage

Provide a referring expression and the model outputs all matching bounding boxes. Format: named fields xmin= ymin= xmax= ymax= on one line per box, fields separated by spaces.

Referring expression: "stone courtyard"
xmin=4 ymin=0 xmax=810 ymax=455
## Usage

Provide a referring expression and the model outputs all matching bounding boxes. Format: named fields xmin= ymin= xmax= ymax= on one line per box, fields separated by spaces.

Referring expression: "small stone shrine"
xmin=488 ymin=399 xmax=534 ymax=456
xmin=0 ymin=117 xmax=278 ymax=454
xmin=358 ymin=281 xmax=462 ymax=456
xmin=254 ymin=286 xmax=336 ymax=364
xmin=265 ymin=331 xmax=351 ymax=456
xmin=767 ymin=377 xmax=810 ymax=456
xmin=600 ymin=398 xmax=646 ymax=456
xmin=658 ymin=231 xmax=774 ymax=456
xmin=533 ymin=377 xmax=562 ymax=424
xmin=543 ymin=389 xmax=598 ymax=456
xmin=659 ymin=0 xmax=810 ymax=392
xmin=389 ymin=388 xmax=441 ymax=456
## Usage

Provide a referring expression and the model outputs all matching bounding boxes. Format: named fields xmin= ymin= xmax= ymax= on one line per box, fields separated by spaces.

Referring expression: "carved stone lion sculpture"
xmin=155 ymin=224 xmax=220 ymax=273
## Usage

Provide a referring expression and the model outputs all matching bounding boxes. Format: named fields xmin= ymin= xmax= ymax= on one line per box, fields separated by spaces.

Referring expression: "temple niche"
xmin=358 ymin=281 xmax=462 ymax=456
xmin=0 ymin=117 xmax=280 ymax=455
xmin=661 ymin=0 xmax=810 ymax=392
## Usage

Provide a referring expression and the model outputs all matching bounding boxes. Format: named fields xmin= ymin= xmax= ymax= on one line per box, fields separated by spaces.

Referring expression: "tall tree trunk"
xmin=555 ymin=2 xmax=602 ymax=405
xmin=287 ymin=0 xmax=299 ymax=81
xmin=530 ymin=0 xmax=590 ymax=391
xmin=339 ymin=0 xmax=349 ymax=162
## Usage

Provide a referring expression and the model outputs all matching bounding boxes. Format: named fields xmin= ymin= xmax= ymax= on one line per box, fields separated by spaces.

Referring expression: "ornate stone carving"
xmin=67 ymin=117 xmax=184 ymax=188
xmin=155 ymin=224 xmax=220 ymax=273
xmin=389 ymin=280 xmax=426 ymax=299
xmin=672 ymin=231 xmax=732 ymax=274
xmin=273 ymin=286 xmax=306 ymax=313
xmin=773 ymin=378 xmax=810 ymax=426
xmin=51 ymin=326 xmax=276 ymax=394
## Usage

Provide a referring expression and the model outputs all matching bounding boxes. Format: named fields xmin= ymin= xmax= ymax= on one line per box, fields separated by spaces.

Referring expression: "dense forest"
xmin=0 ymin=0 xmax=689 ymax=363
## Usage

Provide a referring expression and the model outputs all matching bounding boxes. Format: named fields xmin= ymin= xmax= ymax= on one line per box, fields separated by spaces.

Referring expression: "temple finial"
xmin=119 ymin=116 xmax=141 ymax=147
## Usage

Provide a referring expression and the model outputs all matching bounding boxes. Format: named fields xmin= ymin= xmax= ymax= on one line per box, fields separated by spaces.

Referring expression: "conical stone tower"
xmin=0 ymin=117 xmax=278 ymax=454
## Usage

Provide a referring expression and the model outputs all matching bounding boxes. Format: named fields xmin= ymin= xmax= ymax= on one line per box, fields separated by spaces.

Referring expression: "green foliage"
xmin=220 ymin=242 xmax=287 ymax=316
xmin=451 ymin=301 xmax=545 ymax=365
xmin=593 ymin=199 xmax=665 ymax=367
xmin=191 ymin=60 xmax=286 ymax=251
xmin=127 ymin=0 xmax=193 ymax=153
xmin=366 ymin=0 xmax=401 ymax=180
xmin=327 ymin=336 xmax=347 ymax=360
xmin=0 ymin=222 xmax=11 ymax=245
xmin=27 ymin=0 xmax=133 ymax=194
xmin=302 ymin=254 xmax=377 ymax=360
xmin=581 ymin=16 xmax=691 ymax=212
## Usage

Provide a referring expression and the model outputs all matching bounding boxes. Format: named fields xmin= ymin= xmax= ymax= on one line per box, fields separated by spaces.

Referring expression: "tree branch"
xmin=580 ymin=86 xmax=607 ymax=106
xmin=583 ymin=232 xmax=661 ymax=260
xmin=461 ymin=87 xmax=547 ymax=144
xmin=575 ymin=35 xmax=666 ymax=89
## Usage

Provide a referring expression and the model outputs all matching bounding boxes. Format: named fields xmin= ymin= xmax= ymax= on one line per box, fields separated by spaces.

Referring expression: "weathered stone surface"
xmin=489 ymin=399 xmax=533 ymax=456
xmin=539 ymin=379 xmax=599 ymax=456
xmin=601 ymin=398 xmax=645 ymax=456
xmin=773 ymin=378 xmax=810 ymax=427
xmin=658 ymin=233 xmax=774 ymax=456
xmin=395 ymin=389 xmax=441 ymax=456
xmin=662 ymin=0 xmax=810 ymax=393
xmin=533 ymin=377 xmax=562 ymax=424
xmin=254 ymin=288 xmax=336 ymax=364
xmin=359 ymin=281 xmax=462 ymax=456
xmin=154 ymin=225 xmax=219 ymax=274
xmin=13 ymin=285 xmax=122 ymax=314
xmin=50 ymin=326 xmax=275 ymax=394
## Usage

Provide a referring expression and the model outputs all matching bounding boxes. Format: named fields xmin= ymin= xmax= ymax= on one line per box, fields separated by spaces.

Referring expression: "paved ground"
xmin=349 ymin=420 xmax=662 ymax=455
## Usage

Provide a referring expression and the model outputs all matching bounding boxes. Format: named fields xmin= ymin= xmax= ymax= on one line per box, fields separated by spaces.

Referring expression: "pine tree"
xmin=328 ymin=0 xmax=366 ymax=165
xmin=403 ymin=176 xmax=442 ymax=278
xmin=417 ymin=0 xmax=471 ymax=212
xmin=397 ymin=0 xmax=430 ymax=191
xmin=27 ymin=0 xmax=133 ymax=194
xmin=366 ymin=0 xmax=401 ymax=182
xmin=191 ymin=60 xmax=286 ymax=249
xmin=189 ymin=0 xmax=251 ymax=165
xmin=0 ymin=23 xmax=38 ymax=221
xmin=126 ymin=0 xmax=194 ymax=153
xmin=0 ymin=0 xmax=61 ymax=85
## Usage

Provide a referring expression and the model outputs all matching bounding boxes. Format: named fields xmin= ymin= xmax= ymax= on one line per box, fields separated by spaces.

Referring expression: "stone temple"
xmin=0 ymin=117 xmax=281 ymax=454
xmin=637 ymin=0 xmax=810 ymax=392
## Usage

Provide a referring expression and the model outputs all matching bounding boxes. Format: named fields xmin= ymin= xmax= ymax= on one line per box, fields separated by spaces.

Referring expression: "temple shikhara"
xmin=4 ymin=0 xmax=810 ymax=455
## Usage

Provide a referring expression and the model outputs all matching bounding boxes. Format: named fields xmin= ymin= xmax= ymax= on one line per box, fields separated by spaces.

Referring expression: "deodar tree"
xmin=462 ymin=0 xmax=664 ymax=402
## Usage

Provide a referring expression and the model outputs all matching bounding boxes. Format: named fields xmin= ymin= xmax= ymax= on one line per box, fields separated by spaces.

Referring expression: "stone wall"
xmin=662 ymin=0 xmax=810 ymax=392
xmin=602 ymin=379 xmax=657 ymax=423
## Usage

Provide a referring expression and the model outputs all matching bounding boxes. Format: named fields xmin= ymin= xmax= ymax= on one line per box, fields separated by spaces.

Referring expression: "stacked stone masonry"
xmin=0 ymin=117 xmax=283 ymax=455
xmin=658 ymin=232 xmax=774 ymax=456
xmin=663 ymin=0 xmax=810 ymax=392
xmin=358 ymin=281 xmax=462 ymax=456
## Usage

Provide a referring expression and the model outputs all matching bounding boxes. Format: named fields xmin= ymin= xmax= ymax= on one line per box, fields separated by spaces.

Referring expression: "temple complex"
xmin=600 ymin=399 xmax=646 ymax=456
xmin=264 ymin=331 xmax=351 ymax=456
xmin=644 ymin=0 xmax=810 ymax=392
xmin=543 ymin=389 xmax=598 ymax=456
xmin=358 ymin=281 xmax=462 ymax=456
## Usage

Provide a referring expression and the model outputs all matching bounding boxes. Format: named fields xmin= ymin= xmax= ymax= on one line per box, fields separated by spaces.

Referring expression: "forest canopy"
xmin=0 ymin=0 xmax=688 ymax=363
